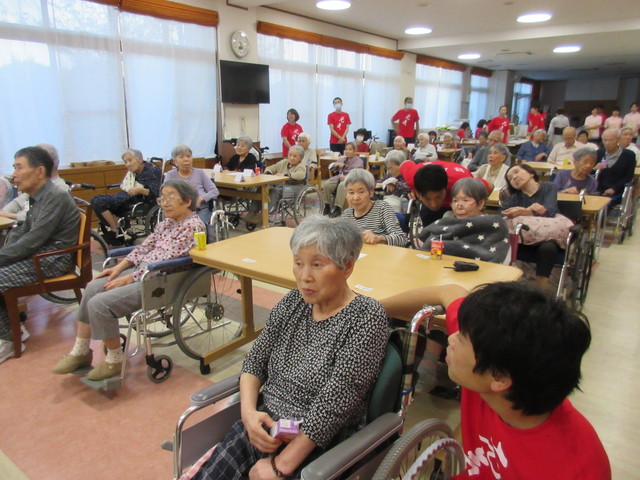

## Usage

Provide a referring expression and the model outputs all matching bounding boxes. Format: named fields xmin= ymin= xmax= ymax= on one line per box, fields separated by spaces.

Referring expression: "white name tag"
xmin=242 ymin=258 xmax=257 ymax=263
xmin=354 ymin=284 xmax=373 ymax=292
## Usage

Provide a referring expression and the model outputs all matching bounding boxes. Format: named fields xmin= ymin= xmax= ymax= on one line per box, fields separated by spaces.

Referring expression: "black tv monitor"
xmin=220 ymin=60 xmax=270 ymax=104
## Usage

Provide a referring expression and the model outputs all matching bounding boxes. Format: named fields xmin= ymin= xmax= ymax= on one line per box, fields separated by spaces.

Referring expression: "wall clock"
xmin=230 ymin=30 xmax=250 ymax=58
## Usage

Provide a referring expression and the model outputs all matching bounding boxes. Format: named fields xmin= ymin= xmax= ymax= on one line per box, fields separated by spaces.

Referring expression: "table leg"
xmin=261 ymin=185 xmax=270 ymax=228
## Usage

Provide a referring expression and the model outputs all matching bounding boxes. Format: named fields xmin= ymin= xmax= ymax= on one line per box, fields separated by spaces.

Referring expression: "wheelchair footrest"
xmin=79 ymin=375 xmax=122 ymax=391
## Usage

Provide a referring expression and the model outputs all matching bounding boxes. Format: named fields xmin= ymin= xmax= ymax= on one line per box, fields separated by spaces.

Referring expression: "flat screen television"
xmin=220 ymin=60 xmax=270 ymax=104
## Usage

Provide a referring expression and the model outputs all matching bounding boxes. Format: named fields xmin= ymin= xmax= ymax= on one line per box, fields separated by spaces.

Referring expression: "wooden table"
xmin=486 ymin=190 xmax=610 ymax=215
xmin=190 ymin=227 xmax=522 ymax=366
xmin=523 ymin=161 xmax=573 ymax=175
xmin=0 ymin=217 xmax=15 ymax=230
xmin=205 ymin=170 xmax=288 ymax=227
xmin=436 ymin=148 xmax=461 ymax=161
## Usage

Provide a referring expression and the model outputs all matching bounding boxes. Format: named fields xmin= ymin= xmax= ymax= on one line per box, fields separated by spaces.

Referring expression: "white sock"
xmin=70 ymin=337 xmax=90 ymax=356
xmin=105 ymin=347 xmax=124 ymax=364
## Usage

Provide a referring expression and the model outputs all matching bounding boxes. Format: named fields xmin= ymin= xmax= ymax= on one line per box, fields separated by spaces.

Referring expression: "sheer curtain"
xmin=258 ymin=34 xmax=401 ymax=151
xmin=512 ymin=82 xmax=533 ymax=126
xmin=469 ymin=75 xmax=489 ymax=128
xmin=120 ymin=13 xmax=217 ymax=158
xmin=0 ymin=0 xmax=124 ymax=168
xmin=0 ymin=0 xmax=217 ymax=170
xmin=415 ymin=65 xmax=463 ymax=127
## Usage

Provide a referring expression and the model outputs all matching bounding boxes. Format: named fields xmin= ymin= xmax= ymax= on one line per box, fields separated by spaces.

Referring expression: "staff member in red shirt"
xmin=391 ymin=97 xmax=420 ymax=144
xmin=487 ymin=105 xmax=511 ymax=144
xmin=327 ymin=97 xmax=351 ymax=154
xmin=280 ymin=108 xmax=303 ymax=157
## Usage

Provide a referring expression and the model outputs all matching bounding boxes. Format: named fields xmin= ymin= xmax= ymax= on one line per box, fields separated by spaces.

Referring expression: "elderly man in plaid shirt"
xmin=0 ymin=146 xmax=79 ymax=364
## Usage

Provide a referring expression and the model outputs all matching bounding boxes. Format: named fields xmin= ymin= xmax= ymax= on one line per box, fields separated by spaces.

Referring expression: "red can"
xmin=254 ymin=167 xmax=261 ymax=176
xmin=430 ymin=239 xmax=443 ymax=260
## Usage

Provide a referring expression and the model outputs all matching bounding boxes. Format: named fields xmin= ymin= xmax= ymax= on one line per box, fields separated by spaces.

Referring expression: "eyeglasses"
xmin=157 ymin=195 xmax=180 ymax=205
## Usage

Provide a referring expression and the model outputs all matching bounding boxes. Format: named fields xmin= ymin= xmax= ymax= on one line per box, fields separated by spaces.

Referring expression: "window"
xmin=258 ymin=33 xmax=401 ymax=152
xmin=512 ymin=82 xmax=533 ymax=126
xmin=0 ymin=0 xmax=217 ymax=169
xmin=415 ymin=65 xmax=463 ymax=127
xmin=469 ymin=75 xmax=489 ymax=129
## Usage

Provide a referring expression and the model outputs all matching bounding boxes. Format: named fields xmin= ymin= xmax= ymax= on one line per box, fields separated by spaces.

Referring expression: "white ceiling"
xmin=232 ymin=0 xmax=640 ymax=81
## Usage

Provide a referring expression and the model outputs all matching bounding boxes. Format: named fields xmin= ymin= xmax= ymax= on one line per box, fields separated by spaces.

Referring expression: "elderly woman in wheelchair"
xmin=189 ymin=216 xmax=388 ymax=480
xmin=52 ymin=180 xmax=205 ymax=381
xmin=263 ymin=145 xmax=307 ymax=213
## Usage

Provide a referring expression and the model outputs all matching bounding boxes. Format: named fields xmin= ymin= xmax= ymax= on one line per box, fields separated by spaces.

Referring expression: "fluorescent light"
xmin=517 ymin=12 xmax=552 ymax=23
xmin=553 ymin=45 xmax=581 ymax=53
xmin=316 ymin=0 xmax=351 ymax=10
xmin=404 ymin=26 xmax=432 ymax=35
xmin=458 ymin=53 xmax=481 ymax=60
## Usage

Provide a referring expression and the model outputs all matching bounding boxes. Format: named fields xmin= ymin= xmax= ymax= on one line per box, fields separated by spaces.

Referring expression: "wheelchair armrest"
xmin=107 ymin=246 xmax=136 ymax=258
xmin=301 ymin=413 xmax=403 ymax=480
xmin=190 ymin=374 xmax=241 ymax=407
xmin=106 ymin=183 xmax=120 ymax=189
xmin=147 ymin=256 xmax=193 ymax=272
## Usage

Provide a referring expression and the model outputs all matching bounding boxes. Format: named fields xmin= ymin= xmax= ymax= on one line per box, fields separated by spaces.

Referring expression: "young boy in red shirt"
xmin=383 ymin=282 xmax=611 ymax=480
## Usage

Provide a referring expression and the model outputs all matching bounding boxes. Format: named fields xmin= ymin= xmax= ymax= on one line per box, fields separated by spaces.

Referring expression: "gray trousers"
xmin=77 ymin=268 xmax=142 ymax=340
xmin=322 ymin=178 xmax=347 ymax=209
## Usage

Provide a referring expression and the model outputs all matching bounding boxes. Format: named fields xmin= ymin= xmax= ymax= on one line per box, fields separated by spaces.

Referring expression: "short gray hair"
xmin=602 ymin=128 xmax=620 ymax=139
xmin=417 ymin=132 xmax=429 ymax=142
xmin=385 ymin=149 xmax=406 ymax=166
xmin=344 ymin=168 xmax=375 ymax=190
xmin=298 ymin=132 xmax=312 ymax=144
xmin=573 ymin=147 xmax=597 ymax=165
xmin=161 ymin=179 xmax=198 ymax=211
xmin=122 ymin=148 xmax=144 ymax=162
xmin=451 ymin=178 xmax=488 ymax=204
xmin=489 ymin=143 xmax=510 ymax=160
xmin=236 ymin=136 xmax=253 ymax=148
xmin=620 ymin=126 xmax=634 ymax=136
xmin=290 ymin=215 xmax=362 ymax=269
xmin=36 ymin=143 xmax=60 ymax=171
xmin=533 ymin=129 xmax=547 ymax=139
xmin=289 ymin=145 xmax=304 ymax=159
xmin=442 ymin=132 xmax=453 ymax=140
xmin=171 ymin=144 xmax=192 ymax=160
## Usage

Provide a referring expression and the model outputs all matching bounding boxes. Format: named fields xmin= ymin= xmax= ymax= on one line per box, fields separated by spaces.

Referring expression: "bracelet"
xmin=270 ymin=455 xmax=293 ymax=479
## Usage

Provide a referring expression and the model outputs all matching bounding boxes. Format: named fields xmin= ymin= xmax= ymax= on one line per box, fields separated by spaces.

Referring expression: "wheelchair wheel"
xmin=145 ymin=204 xmax=162 ymax=235
xmin=293 ymin=186 xmax=322 ymax=225
xmin=246 ymin=222 xmax=257 ymax=231
xmin=172 ymin=268 xmax=243 ymax=361
xmin=146 ymin=354 xmax=173 ymax=383
xmin=570 ymin=235 xmax=594 ymax=310
xmin=372 ymin=418 xmax=465 ymax=480
xmin=40 ymin=231 xmax=109 ymax=305
xmin=408 ymin=211 xmax=424 ymax=250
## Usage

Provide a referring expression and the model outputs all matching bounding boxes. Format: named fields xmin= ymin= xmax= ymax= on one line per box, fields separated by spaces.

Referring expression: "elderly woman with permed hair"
xmin=90 ymin=148 xmax=162 ymax=244
xmin=165 ymin=144 xmax=219 ymax=228
xmin=52 ymin=180 xmax=205 ymax=381
xmin=341 ymin=169 xmax=408 ymax=247
xmin=226 ymin=136 xmax=258 ymax=172
xmin=188 ymin=216 xmax=388 ymax=480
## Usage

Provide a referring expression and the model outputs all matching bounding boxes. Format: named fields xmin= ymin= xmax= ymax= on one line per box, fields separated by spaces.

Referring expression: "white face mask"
xmin=334 ymin=103 xmax=342 ymax=111
xmin=405 ymin=103 xmax=413 ymax=109
xmin=356 ymin=135 xmax=364 ymax=142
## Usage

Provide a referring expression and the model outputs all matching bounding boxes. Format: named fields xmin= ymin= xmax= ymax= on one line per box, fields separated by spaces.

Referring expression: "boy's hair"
xmin=414 ymin=164 xmax=448 ymax=195
xmin=458 ymin=282 xmax=591 ymax=416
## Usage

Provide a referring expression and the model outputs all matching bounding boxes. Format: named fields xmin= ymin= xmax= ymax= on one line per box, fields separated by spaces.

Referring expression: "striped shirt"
xmin=342 ymin=200 xmax=408 ymax=247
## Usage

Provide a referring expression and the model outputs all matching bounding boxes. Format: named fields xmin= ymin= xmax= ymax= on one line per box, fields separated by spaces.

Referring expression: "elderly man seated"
xmin=547 ymin=127 xmax=587 ymax=165
xmin=595 ymin=128 xmax=636 ymax=204
xmin=516 ymin=129 xmax=551 ymax=162
xmin=467 ymin=130 xmax=503 ymax=172
xmin=0 ymin=146 xmax=80 ymax=363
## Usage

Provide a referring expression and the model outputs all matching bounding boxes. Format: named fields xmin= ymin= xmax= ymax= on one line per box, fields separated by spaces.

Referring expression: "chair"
xmin=4 ymin=206 xmax=93 ymax=358
xmin=164 ymin=306 xmax=449 ymax=480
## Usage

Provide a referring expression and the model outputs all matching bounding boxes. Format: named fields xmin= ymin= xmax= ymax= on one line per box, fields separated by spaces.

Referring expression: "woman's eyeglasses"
xmin=157 ymin=195 xmax=180 ymax=205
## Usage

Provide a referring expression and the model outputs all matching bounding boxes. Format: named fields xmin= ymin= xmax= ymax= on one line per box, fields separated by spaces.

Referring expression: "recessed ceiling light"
xmin=404 ymin=26 xmax=432 ymax=35
xmin=517 ymin=12 xmax=552 ymax=23
xmin=553 ymin=45 xmax=581 ymax=53
xmin=458 ymin=53 xmax=481 ymax=60
xmin=316 ymin=0 xmax=351 ymax=10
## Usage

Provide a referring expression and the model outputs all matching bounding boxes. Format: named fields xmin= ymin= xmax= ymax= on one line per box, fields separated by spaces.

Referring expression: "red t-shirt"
xmin=487 ymin=116 xmax=510 ymax=143
xmin=327 ymin=111 xmax=351 ymax=145
xmin=280 ymin=123 xmax=303 ymax=156
xmin=400 ymin=160 xmax=482 ymax=208
xmin=527 ymin=112 xmax=545 ymax=133
xmin=445 ymin=300 xmax=611 ymax=480
xmin=392 ymin=108 xmax=420 ymax=138
xmin=356 ymin=142 xmax=370 ymax=153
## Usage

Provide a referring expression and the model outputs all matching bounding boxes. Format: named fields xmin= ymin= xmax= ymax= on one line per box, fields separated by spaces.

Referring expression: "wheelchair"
xmin=163 ymin=306 xmax=464 ymax=480
xmin=509 ymin=199 xmax=594 ymax=311
xmin=603 ymin=182 xmax=637 ymax=244
xmin=80 ymin=246 xmax=243 ymax=391
xmin=406 ymin=198 xmax=424 ymax=249
xmin=266 ymin=165 xmax=323 ymax=227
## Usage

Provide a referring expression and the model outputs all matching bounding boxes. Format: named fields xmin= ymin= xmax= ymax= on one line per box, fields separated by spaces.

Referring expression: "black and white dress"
xmin=193 ymin=289 xmax=388 ymax=480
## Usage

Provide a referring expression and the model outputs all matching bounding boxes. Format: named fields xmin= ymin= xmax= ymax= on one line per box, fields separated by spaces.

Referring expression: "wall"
xmin=564 ymin=78 xmax=620 ymax=101
xmin=539 ymin=81 xmax=567 ymax=112
xmin=619 ymin=77 xmax=640 ymax=111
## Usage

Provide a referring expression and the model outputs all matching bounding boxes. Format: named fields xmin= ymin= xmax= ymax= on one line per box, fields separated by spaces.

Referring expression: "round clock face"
xmin=231 ymin=31 xmax=250 ymax=58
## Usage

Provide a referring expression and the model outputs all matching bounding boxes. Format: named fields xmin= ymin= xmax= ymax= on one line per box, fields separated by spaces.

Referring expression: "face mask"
xmin=405 ymin=103 xmax=413 ymax=109
xmin=356 ymin=135 xmax=364 ymax=142
xmin=334 ymin=103 xmax=342 ymax=111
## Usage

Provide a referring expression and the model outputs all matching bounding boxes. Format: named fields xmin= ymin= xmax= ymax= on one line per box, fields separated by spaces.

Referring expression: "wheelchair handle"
xmin=409 ymin=305 xmax=444 ymax=334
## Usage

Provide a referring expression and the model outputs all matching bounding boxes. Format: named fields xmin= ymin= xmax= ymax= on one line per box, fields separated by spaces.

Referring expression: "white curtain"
xmin=512 ymin=82 xmax=533 ymax=126
xmin=0 ymin=0 xmax=217 ymax=170
xmin=415 ymin=64 xmax=463 ymax=128
xmin=469 ymin=74 xmax=489 ymax=128
xmin=258 ymin=34 xmax=401 ymax=151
